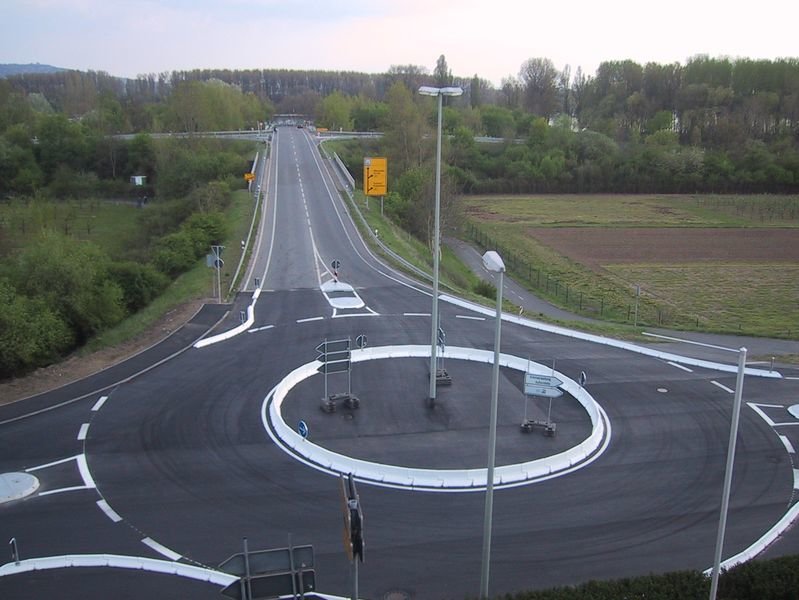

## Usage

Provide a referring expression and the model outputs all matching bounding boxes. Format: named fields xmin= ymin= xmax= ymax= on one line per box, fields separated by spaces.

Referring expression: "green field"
xmin=463 ymin=194 xmax=799 ymax=228
xmin=460 ymin=194 xmax=799 ymax=339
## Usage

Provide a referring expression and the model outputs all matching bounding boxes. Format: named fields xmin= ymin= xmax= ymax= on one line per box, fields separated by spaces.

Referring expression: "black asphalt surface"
xmin=2 ymin=126 xmax=799 ymax=599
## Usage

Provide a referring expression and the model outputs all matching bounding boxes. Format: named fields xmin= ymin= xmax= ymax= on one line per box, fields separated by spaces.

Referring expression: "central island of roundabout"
xmin=262 ymin=345 xmax=610 ymax=492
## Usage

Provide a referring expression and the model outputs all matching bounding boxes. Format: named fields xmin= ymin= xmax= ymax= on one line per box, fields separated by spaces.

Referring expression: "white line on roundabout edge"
xmin=261 ymin=344 xmax=611 ymax=492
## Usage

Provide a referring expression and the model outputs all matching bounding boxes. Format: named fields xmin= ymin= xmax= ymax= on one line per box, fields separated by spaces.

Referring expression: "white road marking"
xmin=456 ymin=315 xmax=486 ymax=321
xmin=296 ymin=316 xmax=324 ymax=323
xmin=404 ymin=312 xmax=430 ymax=317
xmin=642 ymin=332 xmax=737 ymax=352
xmin=248 ymin=325 xmax=274 ymax=333
xmin=779 ymin=435 xmax=795 ymax=454
xmin=38 ymin=485 xmax=93 ymax=497
xmin=91 ymin=396 xmax=108 ymax=411
xmin=142 ymin=537 xmax=182 ymax=561
xmin=747 ymin=402 xmax=778 ymax=427
xmin=77 ymin=423 xmax=90 ymax=441
xmin=795 ymin=469 xmax=799 ymax=490
xmin=25 ymin=455 xmax=80 ymax=472
xmin=76 ymin=454 xmax=96 ymax=488
xmin=332 ymin=312 xmax=380 ymax=319
xmin=97 ymin=499 xmax=123 ymax=522
xmin=667 ymin=361 xmax=693 ymax=373
xmin=711 ymin=380 xmax=735 ymax=394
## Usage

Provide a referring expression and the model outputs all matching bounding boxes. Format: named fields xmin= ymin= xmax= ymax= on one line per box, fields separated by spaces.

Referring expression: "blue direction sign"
xmin=298 ymin=420 xmax=309 ymax=439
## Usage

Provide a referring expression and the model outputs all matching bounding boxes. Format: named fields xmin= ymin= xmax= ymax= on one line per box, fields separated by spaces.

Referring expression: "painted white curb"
xmin=440 ymin=294 xmax=783 ymax=379
xmin=195 ymin=289 xmax=261 ymax=348
xmin=0 ymin=554 xmax=235 ymax=586
xmin=263 ymin=345 xmax=610 ymax=491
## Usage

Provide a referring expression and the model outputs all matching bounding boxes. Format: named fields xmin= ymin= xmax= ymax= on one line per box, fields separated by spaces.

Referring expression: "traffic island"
xmin=0 ymin=472 xmax=40 ymax=504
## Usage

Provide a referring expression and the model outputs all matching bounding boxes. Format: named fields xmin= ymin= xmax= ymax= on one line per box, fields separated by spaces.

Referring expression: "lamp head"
xmin=482 ymin=250 xmax=505 ymax=273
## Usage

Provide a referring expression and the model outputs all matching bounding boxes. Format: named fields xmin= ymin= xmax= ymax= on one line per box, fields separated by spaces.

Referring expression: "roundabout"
xmin=262 ymin=345 xmax=612 ymax=491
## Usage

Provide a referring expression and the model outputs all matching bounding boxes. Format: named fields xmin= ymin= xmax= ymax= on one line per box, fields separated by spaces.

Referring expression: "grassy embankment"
xmin=461 ymin=194 xmax=799 ymax=339
xmin=0 ymin=188 xmax=258 ymax=355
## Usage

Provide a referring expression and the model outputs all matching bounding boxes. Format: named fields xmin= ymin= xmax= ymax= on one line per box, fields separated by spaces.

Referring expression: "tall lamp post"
xmin=480 ymin=250 xmax=505 ymax=599
xmin=709 ymin=347 xmax=748 ymax=600
xmin=417 ymin=85 xmax=463 ymax=404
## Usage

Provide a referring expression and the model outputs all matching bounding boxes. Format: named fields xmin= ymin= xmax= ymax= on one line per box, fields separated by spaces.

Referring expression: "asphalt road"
xmin=2 ymin=126 xmax=799 ymax=600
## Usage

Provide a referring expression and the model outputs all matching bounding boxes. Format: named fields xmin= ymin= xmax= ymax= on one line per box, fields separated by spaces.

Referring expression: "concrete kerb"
xmin=194 ymin=288 xmax=260 ymax=348
xmin=0 ymin=554 xmax=236 ymax=586
xmin=440 ymin=294 xmax=783 ymax=379
xmin=262 ymin=344 xmax=610 ymax=492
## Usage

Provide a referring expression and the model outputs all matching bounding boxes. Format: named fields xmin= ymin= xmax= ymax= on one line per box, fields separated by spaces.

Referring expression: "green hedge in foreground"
xmin=499 ymin=554 xmax=799 ymax=600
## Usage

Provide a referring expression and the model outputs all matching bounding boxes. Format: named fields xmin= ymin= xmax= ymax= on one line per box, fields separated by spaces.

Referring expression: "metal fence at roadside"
xmin=464 ymin=221 xmax=732 ymax=333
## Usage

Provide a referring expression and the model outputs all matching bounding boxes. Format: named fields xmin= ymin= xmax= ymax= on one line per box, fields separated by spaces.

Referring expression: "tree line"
xmin=4 ymin=54 xmax=797 ymax=198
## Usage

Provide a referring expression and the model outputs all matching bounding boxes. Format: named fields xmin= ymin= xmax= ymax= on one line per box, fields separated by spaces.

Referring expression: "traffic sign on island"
xmin=524 ymin=373 xmax=563 ymax=389
xmin=525 ymin=385 xmax=564 ymax=399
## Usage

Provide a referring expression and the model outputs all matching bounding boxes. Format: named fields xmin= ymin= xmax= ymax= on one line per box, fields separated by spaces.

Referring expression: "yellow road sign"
xmin=244 ymin=172 xmax=255 ymax=182
xmin=363 ymin=157 xmax=387 ymax=196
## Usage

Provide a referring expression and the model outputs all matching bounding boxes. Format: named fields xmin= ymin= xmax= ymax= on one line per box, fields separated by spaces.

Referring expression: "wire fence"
xmin=464 ymin=221 xmax=723 ymax=332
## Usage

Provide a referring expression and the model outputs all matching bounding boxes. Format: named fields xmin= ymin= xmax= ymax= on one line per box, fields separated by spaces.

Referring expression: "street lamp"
xmin=480 ymin=250 xmax=505 ymax=599
xmin=417 ymin=85 xmax=463 ymax=404
xmin=709 ymin=347 xmax=748 ymax=600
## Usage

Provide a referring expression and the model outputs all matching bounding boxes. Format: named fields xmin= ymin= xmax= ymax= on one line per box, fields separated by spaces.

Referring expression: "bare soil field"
xmin=526 ymin=228 xmax=799 ymax=265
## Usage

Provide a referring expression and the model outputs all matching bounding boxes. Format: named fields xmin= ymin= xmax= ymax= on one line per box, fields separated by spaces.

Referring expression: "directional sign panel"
xmin=525 ymin=385 xmax=564 ymax=399
xmin=524 ymin=373 xmax=563 ymax=388
xmin=219 ymin=545 xmax=314 ymax=577
xmin=363 ymin=156 xmax=387 ymax=196
xmin=318 ymin=360 xmax=351 ymax=374
xmin=316 ymin=339 xmax=350 ymax=354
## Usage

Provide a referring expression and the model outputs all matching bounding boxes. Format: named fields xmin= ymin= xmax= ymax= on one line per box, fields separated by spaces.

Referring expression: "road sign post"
xmin=340 ymin=473 xmax=364 ymax=600
xmin=316 ymin=339 xmax=358 ymax=411
xmin=521 ymin=369 xmax=563 ymax=435
xmin=219 ymin=541 xmax=315 ymax=600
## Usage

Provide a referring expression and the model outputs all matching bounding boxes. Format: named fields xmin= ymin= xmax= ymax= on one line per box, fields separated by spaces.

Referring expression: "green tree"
xmin=12 ymin=233 xmax=126 ymax=344
xmin=382 ymin=82 xmax=427 ymax=174
xmin=0 ymin=279 xmax=73 ymax=379
xmin=317 ymin=91 xmax=353 ymax=131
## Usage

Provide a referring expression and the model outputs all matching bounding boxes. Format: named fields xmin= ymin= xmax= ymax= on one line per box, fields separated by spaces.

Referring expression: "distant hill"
xmin=0 ymin=63 xmax=66 ymax=78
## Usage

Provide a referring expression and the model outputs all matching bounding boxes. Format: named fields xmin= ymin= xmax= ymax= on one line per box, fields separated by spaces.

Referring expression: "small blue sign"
xmin=298 ymin=420 xmax=309 ymax=439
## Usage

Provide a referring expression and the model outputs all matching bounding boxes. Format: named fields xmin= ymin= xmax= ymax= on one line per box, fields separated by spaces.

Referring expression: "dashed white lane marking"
xmin=76 ymin=454 xmax=96 ymax=488
xmin=456 ymin=315 xmax=485 ymax=321
xmin=142 ymin=537 xmax=182 ymax=561
xmin=296 ymin=316 xmax=324 ymax=323
xmin=711 ymin=380 xmax=735 ymax=394
xmin=667 ymin=361 xmax=693 ymax=373
xmin=795 ymin=469 xmax=799 ymax=490
xmin=404 ymin=312 xmax=430 ymax=317
xmin=91 ymin=396 xmax=108 ymax=412
xmin=97 ymin=499 xmax=123 ymax=522
xmin=77 ymin=423 xmax=90 ymax=441
xmin=248 ymin=325 xmax=274 ymax=333
xmin=779 ymin=435 xmax=796 ymax=454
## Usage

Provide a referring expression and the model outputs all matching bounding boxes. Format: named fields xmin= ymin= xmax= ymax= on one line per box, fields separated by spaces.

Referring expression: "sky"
xmin=2 ymin=0 xmax=798 ymax=87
